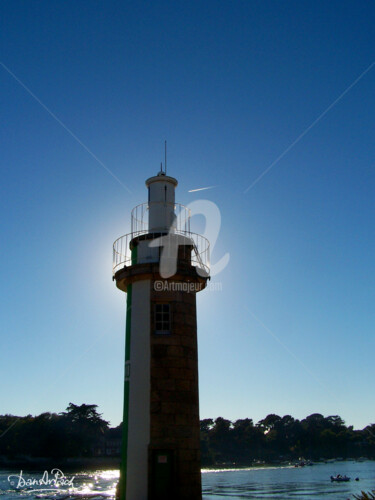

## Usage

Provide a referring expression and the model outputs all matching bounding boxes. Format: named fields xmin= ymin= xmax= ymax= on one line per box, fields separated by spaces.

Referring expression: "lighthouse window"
xmin=155 ymin=303 xmax=171 ymax=334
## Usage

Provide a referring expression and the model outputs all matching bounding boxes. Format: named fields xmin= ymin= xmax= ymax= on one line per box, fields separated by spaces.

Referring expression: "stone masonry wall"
xmin=149 ymin=283 xmax=202 ymax=499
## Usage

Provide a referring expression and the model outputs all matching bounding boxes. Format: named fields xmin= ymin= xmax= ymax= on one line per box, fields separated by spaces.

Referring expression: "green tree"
xmin=60 ymin=403 xmax=109 ymax=457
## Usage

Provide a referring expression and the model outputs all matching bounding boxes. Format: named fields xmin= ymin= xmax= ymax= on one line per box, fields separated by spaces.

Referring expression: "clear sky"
xmin=1 ymin=0 xmax=374 ymax=429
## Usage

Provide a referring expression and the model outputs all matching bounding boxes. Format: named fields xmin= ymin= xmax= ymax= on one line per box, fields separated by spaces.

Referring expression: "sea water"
xmin=0 ymin=461 xmax=374 ymax=499
xmin=202 ymin=461 xmax=375 ymax=499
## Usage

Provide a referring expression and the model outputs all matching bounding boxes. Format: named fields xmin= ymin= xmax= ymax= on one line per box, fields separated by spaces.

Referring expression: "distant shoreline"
xmin=1 ymin=456 xmax=372 ymax=472
xmin=0 ymin=456 xmax=120 ymax=471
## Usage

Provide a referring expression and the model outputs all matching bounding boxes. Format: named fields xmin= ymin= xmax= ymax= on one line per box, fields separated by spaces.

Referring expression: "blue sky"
xmin=1 ymin=0 xmax=374 ymax=429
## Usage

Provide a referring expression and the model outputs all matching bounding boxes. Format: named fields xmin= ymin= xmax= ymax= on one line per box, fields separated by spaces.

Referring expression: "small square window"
xmin=155 ymin=303 xmax=171 ymax=334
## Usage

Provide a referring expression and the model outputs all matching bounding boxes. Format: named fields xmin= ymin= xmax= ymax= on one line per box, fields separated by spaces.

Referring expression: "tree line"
xmin=201 ymin=414 xmax=375 ymax=465
xmin=0 ymin=405 xmax=374 ymax=465
xmin=0 ymin=403 xmax=118 ymax=459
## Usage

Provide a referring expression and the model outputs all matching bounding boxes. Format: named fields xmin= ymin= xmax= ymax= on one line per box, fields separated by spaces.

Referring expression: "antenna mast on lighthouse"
xmin=164 ymin=140 xmax=167 ymax=175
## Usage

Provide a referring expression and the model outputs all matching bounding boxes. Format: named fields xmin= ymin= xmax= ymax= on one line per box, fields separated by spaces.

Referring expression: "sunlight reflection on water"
xmin=0 ymin=469 xmax=119 ymax=499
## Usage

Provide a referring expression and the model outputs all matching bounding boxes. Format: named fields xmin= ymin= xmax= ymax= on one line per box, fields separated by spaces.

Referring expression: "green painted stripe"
xmin=131 ymin=244 xmax=138 ymax=265
xmin=119 ymin=283 xmax=132 ymax=500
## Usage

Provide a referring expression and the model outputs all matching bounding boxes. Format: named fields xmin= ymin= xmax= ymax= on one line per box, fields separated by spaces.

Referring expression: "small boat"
xmin=330 ymin=474 xmax=350 ymax=482
xmin=294 ymin=458 xmax=310 ymax=467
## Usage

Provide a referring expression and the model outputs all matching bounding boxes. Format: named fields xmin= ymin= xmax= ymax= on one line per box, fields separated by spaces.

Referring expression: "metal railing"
xmin=112 ymin=229 xmax=210 ymax=277
xmin=131 ymin=202 xmax=191 ymax=234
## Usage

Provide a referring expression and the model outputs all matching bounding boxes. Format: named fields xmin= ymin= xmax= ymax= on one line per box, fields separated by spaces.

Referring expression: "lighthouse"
xmin=113 ymin=167 xmax=210 ymax=500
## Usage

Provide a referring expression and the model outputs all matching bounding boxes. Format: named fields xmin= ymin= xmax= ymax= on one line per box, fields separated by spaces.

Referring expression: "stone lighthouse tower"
xmin=113 ymin=168 xmax=210 ymax=500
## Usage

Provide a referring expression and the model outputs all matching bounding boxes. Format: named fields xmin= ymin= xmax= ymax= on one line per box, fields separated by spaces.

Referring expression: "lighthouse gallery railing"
xmin=113 ymin=230 xmax=210 ymax=277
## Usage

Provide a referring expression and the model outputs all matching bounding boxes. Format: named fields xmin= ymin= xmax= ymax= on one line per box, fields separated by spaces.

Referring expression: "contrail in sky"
xmin=188 ymin=185 xmax=217 ymax=193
